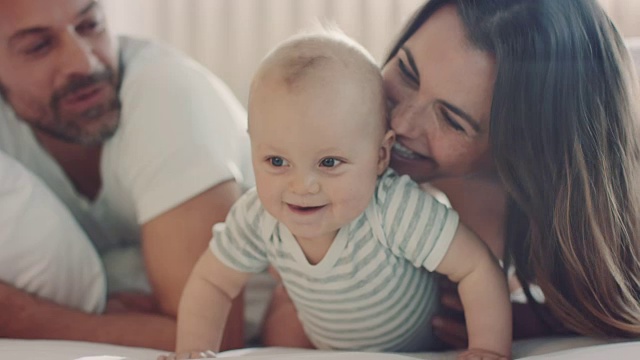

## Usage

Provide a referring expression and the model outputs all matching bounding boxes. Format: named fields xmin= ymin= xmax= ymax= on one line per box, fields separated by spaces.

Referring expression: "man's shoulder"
xmin=118 ymin=36 xmax=172 ymax=64
xmin=117 ymin=35 xmax=234 ymax=107
xmin=118 ymin=35 xmax=206 ymax=82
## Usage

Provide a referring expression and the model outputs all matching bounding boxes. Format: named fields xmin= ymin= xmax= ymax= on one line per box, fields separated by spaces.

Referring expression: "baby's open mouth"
xmin=288 ymin=204 xmax=325 ymax=213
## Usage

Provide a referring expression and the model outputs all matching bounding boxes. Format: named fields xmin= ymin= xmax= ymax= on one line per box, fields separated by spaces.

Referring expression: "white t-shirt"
xmin=0 ymin=36 xmax=253 ymax=291
xmin=0 ymin=151 xmax=106 ymax=313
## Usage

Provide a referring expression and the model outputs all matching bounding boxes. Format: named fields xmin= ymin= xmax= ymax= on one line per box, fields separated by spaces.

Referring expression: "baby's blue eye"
xmin=270 ymin=157 xmax=286 ymax=167
xmin=320 ymin=158 xmax=341 ymax=167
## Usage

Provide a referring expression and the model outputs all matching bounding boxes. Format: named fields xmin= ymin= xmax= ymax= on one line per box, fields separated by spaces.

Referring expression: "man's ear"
xmin=377 ymin=130 xmax=395 ymax=175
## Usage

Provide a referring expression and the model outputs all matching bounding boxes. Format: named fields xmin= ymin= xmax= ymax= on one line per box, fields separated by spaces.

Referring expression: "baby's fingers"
xmin=157 ymin=350 xmax=217 ymax=360
xmin=457 ymin=348 xmax=510 ymax=360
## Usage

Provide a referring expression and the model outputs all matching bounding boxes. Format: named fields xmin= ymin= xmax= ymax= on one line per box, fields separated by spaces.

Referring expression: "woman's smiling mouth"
xmin=392 ymin=142 xmax=426 ymax=160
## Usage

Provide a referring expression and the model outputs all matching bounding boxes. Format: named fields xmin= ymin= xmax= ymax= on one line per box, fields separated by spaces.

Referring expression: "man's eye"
xmin=320 ymin=158 xmax=341 ymax=168
xmin=77 ymin=19 xmax=102 ymax=35
xmin=269 ymin=157 xmax=288 ymax=167
xmin=25 ymin=40 xmax=52 ymax=55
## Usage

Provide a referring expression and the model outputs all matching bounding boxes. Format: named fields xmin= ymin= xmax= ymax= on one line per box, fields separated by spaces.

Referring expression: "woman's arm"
xmin=432 ymin=278 xmax=562 ymax=348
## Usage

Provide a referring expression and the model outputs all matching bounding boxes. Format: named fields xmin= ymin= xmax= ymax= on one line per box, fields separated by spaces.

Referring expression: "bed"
xmin=3 ymin=336 xmax=640 ymax=359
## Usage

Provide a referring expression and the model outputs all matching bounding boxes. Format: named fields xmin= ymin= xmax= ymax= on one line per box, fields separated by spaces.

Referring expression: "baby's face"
xmin=249 ymin=74 xmax=389 ymax=243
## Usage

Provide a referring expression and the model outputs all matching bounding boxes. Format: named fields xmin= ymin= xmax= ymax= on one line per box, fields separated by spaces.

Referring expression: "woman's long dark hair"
xmin=387 ymin=0 xmax=640 ymax=337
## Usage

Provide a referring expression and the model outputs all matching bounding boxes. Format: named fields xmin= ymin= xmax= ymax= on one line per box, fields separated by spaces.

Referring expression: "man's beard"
xmin=2 ymin=68 xmax=122 ymax=146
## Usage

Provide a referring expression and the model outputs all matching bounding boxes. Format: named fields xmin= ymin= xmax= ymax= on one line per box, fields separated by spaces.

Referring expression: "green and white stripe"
xmin=211 ymin=170 xmax=459 ymax=351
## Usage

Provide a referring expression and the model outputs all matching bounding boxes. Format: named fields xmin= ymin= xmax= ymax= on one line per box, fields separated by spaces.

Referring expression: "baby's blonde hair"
xmin=249 ymin=27 xmax=387 ymax=129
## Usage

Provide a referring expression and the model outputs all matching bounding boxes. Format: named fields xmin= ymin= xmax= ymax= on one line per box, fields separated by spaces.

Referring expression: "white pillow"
xmin=0 ymin=151 xmax=106 ymax=313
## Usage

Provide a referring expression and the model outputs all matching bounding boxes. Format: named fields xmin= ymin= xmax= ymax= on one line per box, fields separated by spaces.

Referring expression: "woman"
xmin=263 ymin=0 xmax=640 ymax=347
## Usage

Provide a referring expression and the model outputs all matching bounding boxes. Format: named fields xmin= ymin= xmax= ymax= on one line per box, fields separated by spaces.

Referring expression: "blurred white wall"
xmin=102 ymin=0 xmax=640 ymax=107
xmin=599 ymin=0 xmax=640 ymax=38
xmin=103 ymin=0 xmax=423 ymax=106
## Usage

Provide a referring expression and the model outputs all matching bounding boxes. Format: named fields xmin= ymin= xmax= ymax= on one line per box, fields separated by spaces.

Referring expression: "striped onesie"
xmin=211 ymin=169 xmax=459 ymax=351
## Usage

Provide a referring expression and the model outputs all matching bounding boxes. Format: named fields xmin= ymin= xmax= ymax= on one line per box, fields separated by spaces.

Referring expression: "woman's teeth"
xmin=393 ymin=143 xmax=422 ymax=160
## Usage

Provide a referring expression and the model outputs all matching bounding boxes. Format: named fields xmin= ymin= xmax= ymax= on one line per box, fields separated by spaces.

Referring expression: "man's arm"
xmin=0 ymin=281 xmax=176 ymax=350
xmin=141 ymin=180 xmax=245 ymax=350
xmin=0 ymin=152 xmax=177 ymax=349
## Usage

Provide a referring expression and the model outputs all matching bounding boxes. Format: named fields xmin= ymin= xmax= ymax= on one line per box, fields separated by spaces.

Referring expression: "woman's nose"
xmin=389 ymin=101 xmax=427 ymax=139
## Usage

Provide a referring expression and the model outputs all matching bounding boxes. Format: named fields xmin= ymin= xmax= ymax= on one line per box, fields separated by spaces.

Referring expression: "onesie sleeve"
xmin=116 ymin=45 xmax=252 ymax=224
xmin=209 ymin=188 xmax=270 ymax=273
xmin=374 ymin=170 xmax=459 ymax=271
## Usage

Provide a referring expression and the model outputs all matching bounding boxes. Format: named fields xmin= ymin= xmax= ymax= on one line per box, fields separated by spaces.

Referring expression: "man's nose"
xmin=57 ymin=29 xmax=100 ymax=79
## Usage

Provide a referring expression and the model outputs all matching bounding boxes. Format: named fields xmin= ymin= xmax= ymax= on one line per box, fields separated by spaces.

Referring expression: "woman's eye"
xmin=398 ymin=58 xmax=419 ymax=86
xmin=320 ymin=158 xmax=342 ymax=168
xmin=269 ymin=157 xmax=288 ymax=167
xmin=442 ymin=111 xmax=465 ymax=133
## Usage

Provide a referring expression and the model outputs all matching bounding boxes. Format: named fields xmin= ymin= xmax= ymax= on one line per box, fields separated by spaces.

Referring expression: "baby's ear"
xmin=377 ymin=130 xmax=396 ymax=175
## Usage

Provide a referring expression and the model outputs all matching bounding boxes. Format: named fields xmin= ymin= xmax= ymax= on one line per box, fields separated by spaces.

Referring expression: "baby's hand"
xmin=157 ymin=350 xmax=217 ymax=360
xmin=457 ymin=348 xmax=510 ymax=360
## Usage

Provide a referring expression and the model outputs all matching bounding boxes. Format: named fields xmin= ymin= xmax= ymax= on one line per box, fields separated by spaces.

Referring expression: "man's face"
xmin=0 ymin=0 xmax=121 ymax=146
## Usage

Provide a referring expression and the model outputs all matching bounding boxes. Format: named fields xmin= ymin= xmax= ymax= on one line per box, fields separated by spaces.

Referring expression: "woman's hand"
xmin=433 ymin=275 xmax=564 ymax=349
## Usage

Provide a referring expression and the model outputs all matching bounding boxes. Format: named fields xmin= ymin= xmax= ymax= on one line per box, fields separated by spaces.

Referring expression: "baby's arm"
xmin=174 ymin=250 xmax=250 ymax=356
xmin=435 ymin=224 xmax=511 ymax=359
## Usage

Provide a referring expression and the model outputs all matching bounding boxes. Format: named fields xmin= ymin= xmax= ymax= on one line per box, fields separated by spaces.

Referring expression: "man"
xmin=0 ymin=0 xmax=251 ymax=350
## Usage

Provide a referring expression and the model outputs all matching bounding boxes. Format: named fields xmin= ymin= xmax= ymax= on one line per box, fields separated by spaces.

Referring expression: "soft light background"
xmin=103 ymin=0 xmax=640 ymax=107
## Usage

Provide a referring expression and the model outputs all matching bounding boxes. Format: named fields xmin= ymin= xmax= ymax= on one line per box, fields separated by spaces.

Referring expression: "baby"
xmin=163 ymin=30 xmax=511 ymax=360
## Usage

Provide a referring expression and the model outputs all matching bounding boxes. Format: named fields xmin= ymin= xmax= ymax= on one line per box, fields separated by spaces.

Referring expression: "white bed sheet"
xmin=2 ymin=337 xmax=639 ymax=360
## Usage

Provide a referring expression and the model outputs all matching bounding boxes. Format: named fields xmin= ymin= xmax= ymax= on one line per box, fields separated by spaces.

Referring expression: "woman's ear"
xmin=377 ymin=130 xmax=396 ymax=175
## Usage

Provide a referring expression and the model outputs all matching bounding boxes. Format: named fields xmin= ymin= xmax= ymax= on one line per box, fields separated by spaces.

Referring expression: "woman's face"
xmin=382 ymin=4 xmax=496 ymax=183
